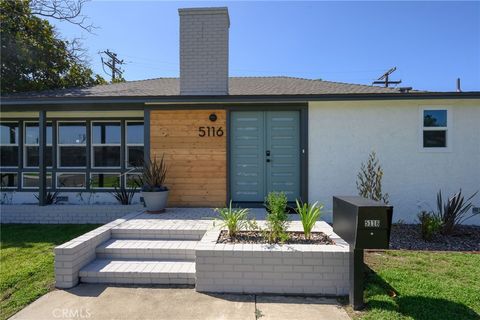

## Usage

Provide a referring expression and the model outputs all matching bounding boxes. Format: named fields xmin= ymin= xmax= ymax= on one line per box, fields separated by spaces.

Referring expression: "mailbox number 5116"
xmin=199 ymin=126 xmax=224 ymax=137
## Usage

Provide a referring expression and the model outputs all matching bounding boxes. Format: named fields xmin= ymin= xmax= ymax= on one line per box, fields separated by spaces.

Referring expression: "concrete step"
xmin=79 ymin=259 xmax=195 ymax=285
xmin=111 ymin=227 xmax=205 ymax=240
xmin=96 ymin=239 xmax=197 ymax=260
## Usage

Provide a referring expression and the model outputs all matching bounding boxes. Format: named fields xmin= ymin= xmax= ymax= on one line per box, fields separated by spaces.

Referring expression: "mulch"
xmin=217 ymin=230 xmax=335 ymax=245
xmin=389 ymin=224 xmax=480 ymax=252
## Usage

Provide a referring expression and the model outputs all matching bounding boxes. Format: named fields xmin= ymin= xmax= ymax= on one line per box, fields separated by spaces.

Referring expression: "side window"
xmin=0 ymin=122 xmax=19 ymax=167
xmin=422 ymin=109 xmax=449 ymax=149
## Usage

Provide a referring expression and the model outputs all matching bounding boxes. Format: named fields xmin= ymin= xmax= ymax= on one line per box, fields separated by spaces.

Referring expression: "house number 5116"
xmin=198 ymin=126 xmax=224 ymax=137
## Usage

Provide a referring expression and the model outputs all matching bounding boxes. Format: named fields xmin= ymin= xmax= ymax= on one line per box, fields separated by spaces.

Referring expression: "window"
xmin=422 ymin=109 xmax=449 ymax=149
xmin=0 ymin=122 xmax=19 ymax=167
xmin=126 ymin=121 xmax=144 ymax=168
xmin=58 ymin=122 xmax=86 ymax=167
xmin=1 ymin=173 xmax=18 ymax=188
xmin=125 ymin=173 xmax=141 ymax=188
xmin=92 ymin=122 xmax=121 ymax=168
xmin=57 ymin=173 xmax=86 ymax=188
xmin=90 ymin=173 xmax=120 ymax=189
xmin=24 ymin=122 xmax=53 ymax=168
xmin=22 ymin=173 xmax=53 ymax=189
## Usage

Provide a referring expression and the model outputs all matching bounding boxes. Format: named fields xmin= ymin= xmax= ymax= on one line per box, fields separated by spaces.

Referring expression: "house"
xmin=1 ymin=7 xmax=479 ymax=224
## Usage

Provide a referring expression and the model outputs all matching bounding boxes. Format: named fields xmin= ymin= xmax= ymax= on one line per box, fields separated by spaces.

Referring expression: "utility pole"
xmin=372 ymin=67 xmax=402 ymax=88
xmin=100 ymin=50 xmax=124 ymax=82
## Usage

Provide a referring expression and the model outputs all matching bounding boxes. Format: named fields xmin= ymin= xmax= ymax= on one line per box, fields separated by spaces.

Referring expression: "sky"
xmin=48 ymin=1 xmax=480 ymax=92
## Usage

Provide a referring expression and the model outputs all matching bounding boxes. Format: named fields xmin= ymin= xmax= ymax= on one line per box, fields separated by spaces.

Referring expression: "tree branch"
xmin=30 ymin=0 xmax=97 ymax=33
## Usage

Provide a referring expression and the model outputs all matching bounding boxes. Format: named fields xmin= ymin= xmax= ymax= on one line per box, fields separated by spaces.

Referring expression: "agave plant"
xmin=137 ymin=155 xmax=168 ymax=192
xmin=295 ymin=200 xmax=323 ymax=240
xmin=34 ymin=190 xmax=61 ymax=205
xmin=436 ymin=189 xmax=479 ymax=235
xmin=110 ymin=184 xmax=137 ymax=205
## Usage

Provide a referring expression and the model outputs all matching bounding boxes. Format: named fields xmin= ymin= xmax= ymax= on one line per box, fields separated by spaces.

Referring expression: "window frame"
xmin=57 ymin=120 xmax=87 ymax=169
xmin=125 ymin=120 xmax=144 ymax=169
xmin=0 ymin=121 xmax=20 ymax=168
xmin=0 ymin=172 xmax=18 ymax=189
xmin=23 ymin=121 xmax=53 ymax=169
xmin=419 ymin=106 xmax=452 ymax=152
xmin=56 ymin=172 xmax=87 ymax=190
xmin=91 ymin=120 xmax=122 ymax=169
xmin=22 ymin=172 xmax=53 ymax=190
xmin=89 ymin=172 xmax=121 ymax=190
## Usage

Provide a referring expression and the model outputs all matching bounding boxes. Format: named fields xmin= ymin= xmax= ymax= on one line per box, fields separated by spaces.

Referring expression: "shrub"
xmin=214 ymin=201 xmax=251 ymax=238
xmin=436 ymin=189 xmax=479 ymax=235
xmin=417 ymin=211 xmax=442 ymax=241
xmin=264 ymin=192 xmax=290 ymax=243
xmin=295 ymin=200 xmax=323 ymax=240
xmin=356 ymin=151 xmax=389 ymax=204
xmin=34 ymin=191 xmax=61 ymax=205
xmin=138 ymin=155 xmax=168 ymax=192
xmin=111 ymin=184 xmax=137 ymax=205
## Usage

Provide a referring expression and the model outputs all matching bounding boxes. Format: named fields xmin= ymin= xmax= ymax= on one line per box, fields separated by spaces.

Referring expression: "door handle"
xmin=266 ymin=150 xmax=270 ymax=156
xmin=266 ymin=159 xmax=271 ymax=163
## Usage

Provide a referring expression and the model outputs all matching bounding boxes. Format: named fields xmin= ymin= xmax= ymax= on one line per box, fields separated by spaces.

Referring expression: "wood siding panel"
xmin=150 ymin=110 xmax=227 ymax=207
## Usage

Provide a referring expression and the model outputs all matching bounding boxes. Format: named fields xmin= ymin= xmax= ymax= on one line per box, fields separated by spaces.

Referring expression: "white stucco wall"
xmin=308 ymin=99 xmax=480 ymax=225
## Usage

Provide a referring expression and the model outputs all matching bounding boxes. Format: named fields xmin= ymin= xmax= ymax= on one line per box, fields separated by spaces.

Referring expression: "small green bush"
xmin=295 ymin=200 xmax=323 ymax=240
xmin=214 ymin=201 xmax=251 ymax=238
xmin=264 ymin=192 xmax=290 ymax=243
xmin=417 ymin=210 xmax=442 ymax=241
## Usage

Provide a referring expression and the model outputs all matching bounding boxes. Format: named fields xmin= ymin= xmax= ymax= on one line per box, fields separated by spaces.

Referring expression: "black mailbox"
xmin=333 ymin=196 xmax=393 ymax=310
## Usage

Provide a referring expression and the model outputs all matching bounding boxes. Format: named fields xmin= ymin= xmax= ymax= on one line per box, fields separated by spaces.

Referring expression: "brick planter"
xmin=195 ymin=221 xmax=350 ymax=296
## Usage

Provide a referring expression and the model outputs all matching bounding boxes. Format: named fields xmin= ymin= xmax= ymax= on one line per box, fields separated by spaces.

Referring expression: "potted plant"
xmin=138 ymin=155 xmax=169 ymax=213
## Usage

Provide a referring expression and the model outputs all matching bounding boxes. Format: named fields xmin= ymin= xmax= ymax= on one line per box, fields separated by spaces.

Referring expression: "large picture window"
xmin=126 ymin=121 xmax=144 ymax=168
xmin=0 ymin=122 xmax=19 ymax=167
xmin=92 ymin=121 xmax=121 ymax=168
xmin=58 ymin=122 xmax=86 ymax=167
xmin=421 ymin=108 xmax=450 ymax=149
xmin=24 ymin=122 xmax=53 ymax=168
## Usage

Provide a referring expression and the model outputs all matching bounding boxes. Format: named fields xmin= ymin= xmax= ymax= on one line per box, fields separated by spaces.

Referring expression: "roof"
xmin=2 ymin=76 xmax=407 ymax=99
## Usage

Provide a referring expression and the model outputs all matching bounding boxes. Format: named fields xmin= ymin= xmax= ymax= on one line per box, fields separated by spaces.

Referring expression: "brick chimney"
xmin=179 ymin=7 xmax=229 ymax=95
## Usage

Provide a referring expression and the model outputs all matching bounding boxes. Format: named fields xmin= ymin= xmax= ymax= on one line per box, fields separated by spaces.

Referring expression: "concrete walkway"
xmin=10 ymin=284 xmax=351 ymax=320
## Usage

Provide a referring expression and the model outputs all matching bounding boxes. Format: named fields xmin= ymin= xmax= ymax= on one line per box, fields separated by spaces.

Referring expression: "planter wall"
xmin=195 ymin=222 xmax=350 ymax=296
xmin=0 ymin=204 xmax=144 ymax=224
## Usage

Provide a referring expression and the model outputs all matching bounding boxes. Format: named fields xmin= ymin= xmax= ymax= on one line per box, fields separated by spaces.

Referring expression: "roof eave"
xmin=1 ymin=91 xmax=479 ymax=108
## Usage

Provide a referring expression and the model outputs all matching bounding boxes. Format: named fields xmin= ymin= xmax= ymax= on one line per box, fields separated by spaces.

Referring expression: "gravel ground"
xmin=217 ymin=230 xmax=334 ymax=245
xmin=389 ymin=224 xmax=480 ymax=251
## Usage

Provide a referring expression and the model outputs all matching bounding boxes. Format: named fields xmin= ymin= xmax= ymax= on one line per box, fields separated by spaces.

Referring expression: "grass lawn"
xmin=358 ymin=250 xmax=480 ymax=320
xmin=0 ymin=224 xmax=99 ymax=320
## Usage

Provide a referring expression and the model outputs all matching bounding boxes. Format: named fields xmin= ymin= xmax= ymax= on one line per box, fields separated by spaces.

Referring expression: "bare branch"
xmin=30 ymin=0 xmax=97 ymax=33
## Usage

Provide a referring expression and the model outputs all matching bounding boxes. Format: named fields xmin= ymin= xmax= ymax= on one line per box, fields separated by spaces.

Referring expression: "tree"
xmin=0 ymin=0 xmax=106 ymax=94
xmin=356 ymin=151 xmax=390 ymax=204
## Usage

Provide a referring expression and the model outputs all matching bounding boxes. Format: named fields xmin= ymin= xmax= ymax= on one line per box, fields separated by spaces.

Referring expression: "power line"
xmin=99 ymin=50 xmax=125 ymax=82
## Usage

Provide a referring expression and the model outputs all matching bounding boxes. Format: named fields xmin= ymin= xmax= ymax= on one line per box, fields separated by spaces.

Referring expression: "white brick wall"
xmin=195 ymin=224 xmax=350 ymax=296
xmin=179 ymin=7 xmax=229 ymax=95
xmin=0 ymin=204 xmax=143 ymax=224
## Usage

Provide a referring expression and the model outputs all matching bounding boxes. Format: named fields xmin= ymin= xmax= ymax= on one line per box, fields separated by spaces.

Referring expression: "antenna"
xmin=372 ymin=67 xmax=402 ymax=88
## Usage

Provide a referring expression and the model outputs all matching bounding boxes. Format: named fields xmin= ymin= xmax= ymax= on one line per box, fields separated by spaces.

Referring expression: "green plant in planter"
xmin=137 ymin=155 xmax=168 ymax=192
xmin=264 ymin=192 xmax=290 ymax=243
xmin=417 ymin=210 xmax=442 ymax=241
xmin=214 ymin=201 xmax=252 ymax=238
xmin=295 ymin=200 xmax=323 ymax=240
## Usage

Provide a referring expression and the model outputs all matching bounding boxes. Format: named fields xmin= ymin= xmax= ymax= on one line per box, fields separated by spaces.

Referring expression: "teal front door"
xmin=230 ymin=111 xmax=301 ymax=202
